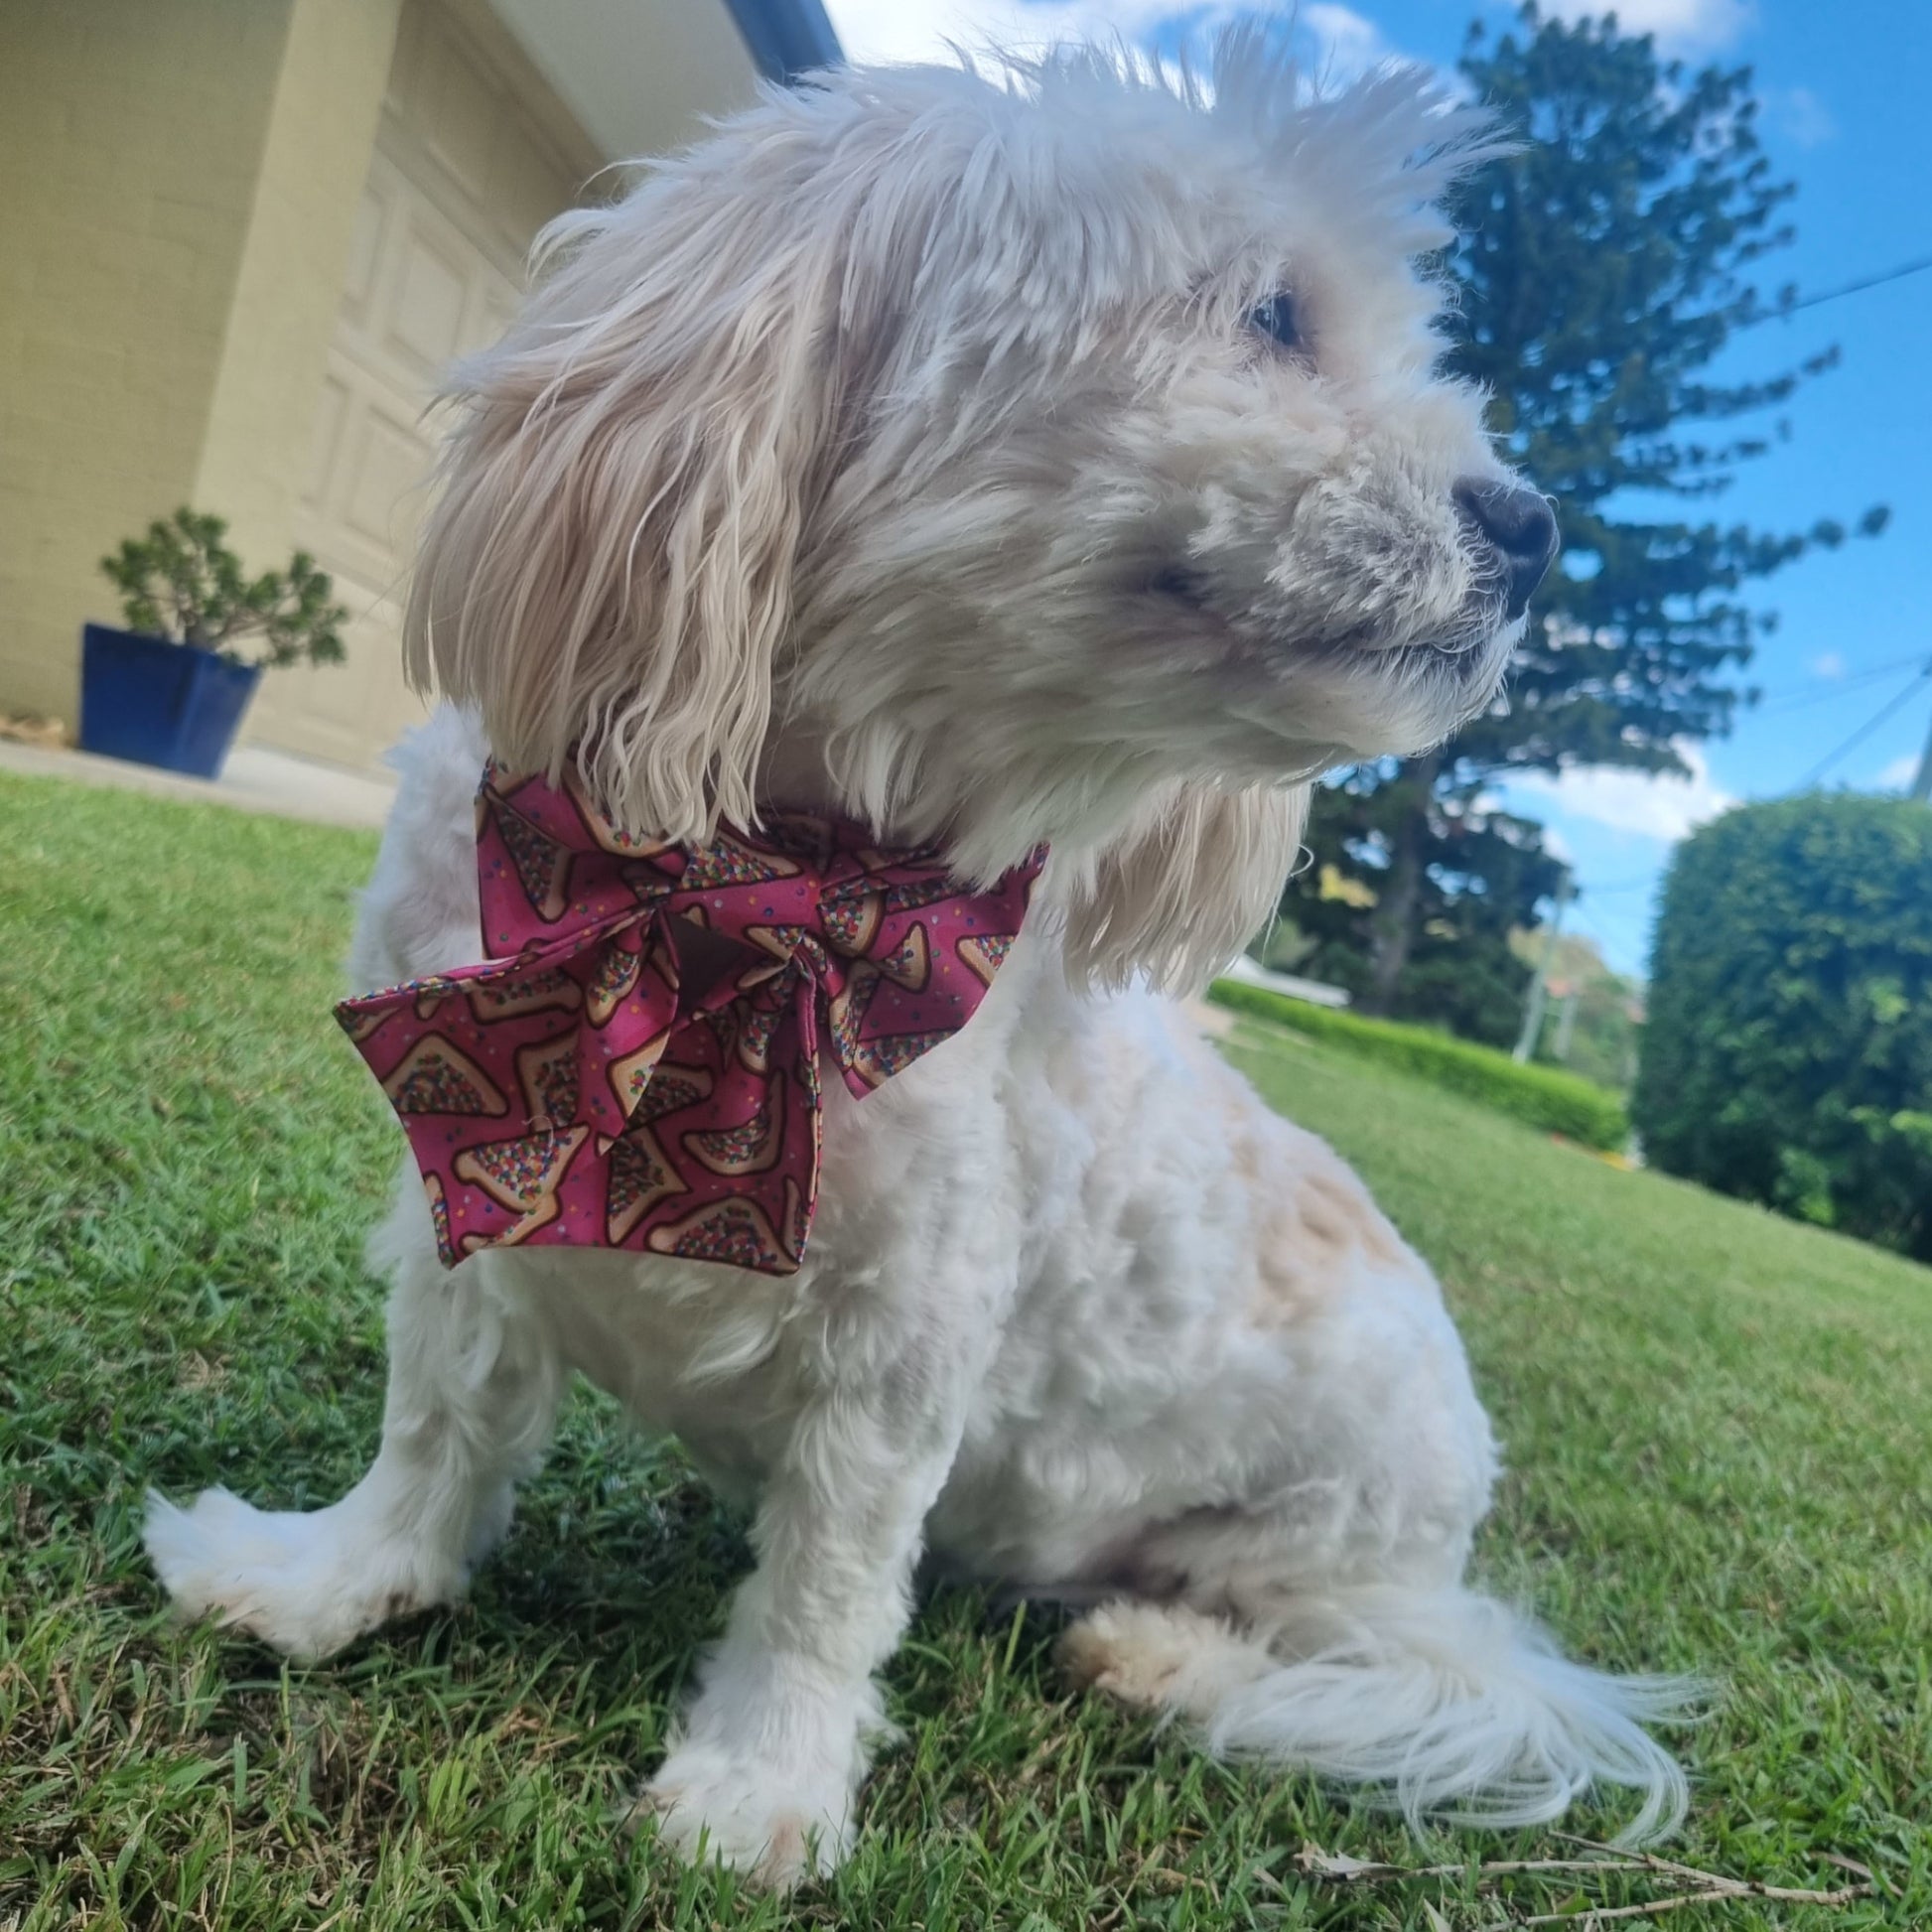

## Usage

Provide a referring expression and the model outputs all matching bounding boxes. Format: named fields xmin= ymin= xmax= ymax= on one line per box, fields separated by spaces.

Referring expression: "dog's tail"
xmin=1059 ymin=1585 xmax=1697 ymax=1845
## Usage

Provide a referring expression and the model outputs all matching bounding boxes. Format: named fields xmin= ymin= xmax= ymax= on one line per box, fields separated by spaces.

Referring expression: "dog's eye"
xmin=1250 ymin=293 xmax=1304 ymax=353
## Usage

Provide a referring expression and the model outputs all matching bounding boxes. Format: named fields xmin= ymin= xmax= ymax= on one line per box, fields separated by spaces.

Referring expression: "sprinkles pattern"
xmin=338 ymin=762 xmax=1043 ymax=1278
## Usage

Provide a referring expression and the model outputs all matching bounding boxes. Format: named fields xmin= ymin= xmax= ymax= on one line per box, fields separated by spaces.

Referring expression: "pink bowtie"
xmin=338 ymin=762 xmax=1043 ymax=1276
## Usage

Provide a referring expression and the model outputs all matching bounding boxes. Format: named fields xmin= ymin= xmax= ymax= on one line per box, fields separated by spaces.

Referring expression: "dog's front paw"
xmin=143 ymin=1485 xmax=460 ymax=1660
xmin=634 ymin=1736 xmax=860 ymax=1890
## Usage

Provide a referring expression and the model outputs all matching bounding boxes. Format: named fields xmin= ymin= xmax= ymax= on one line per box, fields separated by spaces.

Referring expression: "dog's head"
xmin=409 ymin=34 xmax=1551 ymax=990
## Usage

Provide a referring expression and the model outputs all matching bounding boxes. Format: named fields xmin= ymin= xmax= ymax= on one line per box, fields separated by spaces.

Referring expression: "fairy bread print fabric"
xmin=337 ymin=763 xmax=1044 ymax=1277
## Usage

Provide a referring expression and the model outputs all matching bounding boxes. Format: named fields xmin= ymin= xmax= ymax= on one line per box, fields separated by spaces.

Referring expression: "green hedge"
xmin=1209 ymin=978 xmax=1630 ymax=1152
xmin=1633 ymin=793 xmax=1932 ymax=1260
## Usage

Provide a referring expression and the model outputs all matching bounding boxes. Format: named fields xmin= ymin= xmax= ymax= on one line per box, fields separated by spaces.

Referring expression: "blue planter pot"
xmin=78 ymin=623 xmax=262 ymax=779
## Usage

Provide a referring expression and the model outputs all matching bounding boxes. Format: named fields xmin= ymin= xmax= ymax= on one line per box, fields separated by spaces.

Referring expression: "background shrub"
xmin=1208 ymin=979 xmax=1629 ymax=1152
xmin=1634 ymin=794 xmax=1932 ymax=1260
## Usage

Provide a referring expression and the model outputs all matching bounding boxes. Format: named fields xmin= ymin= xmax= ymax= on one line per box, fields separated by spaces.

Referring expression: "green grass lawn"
xmin=2 ymin=767 xmax=1927 ymax=1930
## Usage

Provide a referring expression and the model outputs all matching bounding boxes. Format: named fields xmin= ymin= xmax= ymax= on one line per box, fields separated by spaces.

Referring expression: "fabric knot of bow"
xmin=337 ymin=762 xmax=1044 ymax=1277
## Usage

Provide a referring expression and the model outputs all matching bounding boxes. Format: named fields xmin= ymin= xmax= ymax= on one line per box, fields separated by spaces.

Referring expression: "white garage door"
xmin=248 ymin=0 xmax=598 ymax=770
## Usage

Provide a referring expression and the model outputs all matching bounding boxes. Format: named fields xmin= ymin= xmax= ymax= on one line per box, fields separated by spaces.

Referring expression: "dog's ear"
xmin=1064 ymin=781 xmax=1310 ymax=996
xmin=404 ymin=166 xmax=849 ymax=842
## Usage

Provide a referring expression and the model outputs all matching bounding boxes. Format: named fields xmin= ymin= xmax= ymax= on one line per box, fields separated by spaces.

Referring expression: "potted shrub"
xmin=80 ymin=508 xmax=347 ymax=779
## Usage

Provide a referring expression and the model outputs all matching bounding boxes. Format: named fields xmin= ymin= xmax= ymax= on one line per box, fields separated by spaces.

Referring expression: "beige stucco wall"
xmin=0 ymin=0 xmax=401 ymax=728
xmin=244 ymin=0 xmax=608 ymax=769
xmin=194 ymin=0 xmax=405 ymax=572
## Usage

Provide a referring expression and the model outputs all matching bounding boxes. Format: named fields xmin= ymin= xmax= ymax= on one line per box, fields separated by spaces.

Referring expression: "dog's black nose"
xmin=1453 ymin=479 xmax=1560 ymax=620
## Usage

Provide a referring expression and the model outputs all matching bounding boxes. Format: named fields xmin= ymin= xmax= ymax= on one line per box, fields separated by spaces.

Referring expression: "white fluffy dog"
xmin=146 ymin=39 xmax=1688 ymax=1886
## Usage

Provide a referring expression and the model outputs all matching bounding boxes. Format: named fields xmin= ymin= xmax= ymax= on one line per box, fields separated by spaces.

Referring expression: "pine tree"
xmin=1280 ymin=3 xmax=1886 ymax=1023
xmin=1280 ymin=769 xmax=1564 ymax=1047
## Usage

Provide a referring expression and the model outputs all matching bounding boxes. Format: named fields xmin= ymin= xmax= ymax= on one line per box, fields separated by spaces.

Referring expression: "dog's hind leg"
xmin=1058 ymin=1579 xmax=1694 ymax=1845
xmin=1029 ymin=1217 xmax=1694 ymax=1846
xmin=144 ymin=1170 xmax=563 ymax=1660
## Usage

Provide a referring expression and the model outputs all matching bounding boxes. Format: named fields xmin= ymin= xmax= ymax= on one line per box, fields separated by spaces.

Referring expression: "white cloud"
xmin=1874 ymin=752 xmax=1921 ymax=791
xmin=1536 ymin=0 xmax=1754 ymax=50
xmin=1809 ymin=650 xmax=1847 ymax=680
xmin=1301 ymin=4 xmax=1391 ymax=82
xmin=824 ymin=0 xmax=1173 ymax=67
xmin=1767 ymin=84 xmax=1837 ymax=149
xmin=823 ymin=0 xmax=1388 ymax=79
xmin=1508 ymin=741 xmax=1737 ymax=844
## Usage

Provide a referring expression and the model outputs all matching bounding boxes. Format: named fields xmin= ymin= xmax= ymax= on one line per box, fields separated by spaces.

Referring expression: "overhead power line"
xmin=1795 ymin=662 xmax=1932 ymax=789
xmin=1753 ymin=651 xmax=1932 ymax=715
xmin=1743 ymin=251 xmax=1932 ymax=324
xmin=1569 ymin=903 xmax=1630 ymax=964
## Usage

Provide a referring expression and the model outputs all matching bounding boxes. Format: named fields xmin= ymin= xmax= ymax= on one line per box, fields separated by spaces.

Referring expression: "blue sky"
xmin=823 ymin=0 xmax=1932 ymax=976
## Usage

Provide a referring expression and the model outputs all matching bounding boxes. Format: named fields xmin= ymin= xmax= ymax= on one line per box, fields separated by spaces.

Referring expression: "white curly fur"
xmin=145 ymin=37 xmax=1691 ymax=1889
